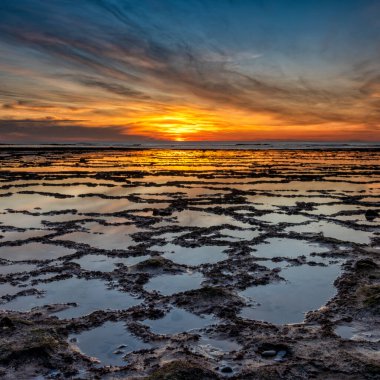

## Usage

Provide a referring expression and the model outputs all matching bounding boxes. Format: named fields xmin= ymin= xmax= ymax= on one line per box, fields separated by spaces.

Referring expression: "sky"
xmin=0 ymin=0 xmax=379 ymax=143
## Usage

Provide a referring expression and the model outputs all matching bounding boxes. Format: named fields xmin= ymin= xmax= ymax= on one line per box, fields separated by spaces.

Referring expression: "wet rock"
xmin=152 ymin=209 xmax=172 ymax=217
xmin=0 ymin=317 xmax=15 ymax=330
xmin=365 ymin=209 xmax=378 ymax=221
xmin=174 ymin=286 xmax=245 ymax=317
xmin=274 ymin=350 xmax=287 ymax=361
xmin=220 ymin=366 xmax=233 ymax=373
xmin=0 ymin=326 xmax=64 ymax=366
xmin=134 ymin=257 xmax=179 ymax=273
xmin=358 ymin=284 xmax=380 ymax=311
xmin=146 ymin=360 xmax=219 ymax=379
xmin=354 ymin=259 xmax=378 ymax=271
xmin=258 ymin=343 xmax=290 ymax=359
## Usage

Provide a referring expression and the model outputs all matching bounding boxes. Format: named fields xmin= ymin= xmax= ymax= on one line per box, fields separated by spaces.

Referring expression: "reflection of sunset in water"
xmin=1 ymin=150 xmax=379 ymax=177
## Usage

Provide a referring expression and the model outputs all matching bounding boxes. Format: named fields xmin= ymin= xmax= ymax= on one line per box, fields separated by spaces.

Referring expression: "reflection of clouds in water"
xmin=172 ymin=210 xmax=251 ymax=229
xmin=285 ymin=222 xmax=373 ymax=245
xmin=160 ymin=244 xmax=228 ymax=266
xmin=240 ymin=263 xmax=342 ymax=324
xmin=69 ymin=321 xmax=150 ymax=366
xmin=0 ymin=242 xmax=75 ymax=261
xmin=0 ymin=149 xmax=377 ymax=330
xmin=3 ymin=277 xmax=140 ymax=319
xmin=144 ymin=272 xmax=204 ymax=295
xmin=251 ymin=238 xmax=329 ymax=259
xmin=144 ymin=307 xmax=214 ymax=335
xmin=52 ymin=223 xmax=145 ymax=250
xmin=72 ymin=254 xmax=149 ymax=272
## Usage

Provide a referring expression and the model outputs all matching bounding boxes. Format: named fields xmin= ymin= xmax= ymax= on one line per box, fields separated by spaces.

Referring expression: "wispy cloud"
xmin=0 ymin=119 xmax=159 ymax=143
xmin=0 ymin=0 xmax=379 ymax=141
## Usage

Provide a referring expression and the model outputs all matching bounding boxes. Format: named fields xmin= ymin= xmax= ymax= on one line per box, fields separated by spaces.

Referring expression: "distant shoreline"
xmin=1 ymin=141 xmax=380 ymax=152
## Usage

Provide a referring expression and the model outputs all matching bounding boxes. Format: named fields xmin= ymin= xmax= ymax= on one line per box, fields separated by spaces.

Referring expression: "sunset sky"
xmin=0 ymin=0 xmax=379 ymax=143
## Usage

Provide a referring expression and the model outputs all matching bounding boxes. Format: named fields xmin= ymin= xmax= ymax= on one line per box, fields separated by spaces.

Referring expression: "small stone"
xmin=221 ymin=366 xmax=233 ymax=373
xmin=261 ymin=350 xmax=277 ymax=357
xmin=117 ymin=344 xmax=127 ymax=349
xmin=0 ymin=317 xmax=15 ymax=329
xmin=355 ymin=259 xmax=378 ymax=271
xmin=113 ymin=350 xmax=124 ymax=355
xmin=365 ymin=209 xmax=378 ymax=221
xmin=274 ymin=350 xmax=287 ymax=361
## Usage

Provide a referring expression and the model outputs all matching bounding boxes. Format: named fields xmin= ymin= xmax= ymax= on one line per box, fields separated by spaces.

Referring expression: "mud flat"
xmin=0 ymin=148 xmax=379 ymax=379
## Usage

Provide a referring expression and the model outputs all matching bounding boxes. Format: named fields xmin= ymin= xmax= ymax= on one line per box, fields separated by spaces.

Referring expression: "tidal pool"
xmin=335 ymin=325 xmax=380 ymax=342
xmin=2 ymin=277 xmax=140 ymax=318
xmin=152 ymin=243 xmax=228 ymax=266
xmin=0 ymin=262 xmax=36 ymax=275
xmin=144 ymin=307 xmax=215 ymax=335
xmin=53 ymin=223 xmax=144 ymax=250
xmin=0 ymin=242 xmax=76 ymax=261
xmin=0 ymin=282 xmax=24 ymax=297
xmin=251 ymin=238 xmax=329 ymax=259
xmin=70 ymin=254 xmax=150 ymax=272
xmin=69 ymin=321 xmax=151 ymax=366
xmin=170 ymin=210 xmax=251 ymax=229
xmin=219 ymin=228 xmax=260 ymax=241
xmin=0 ymin=229 xmax=52 ymax=243
xmin=195 ymin=336 xmax=242 ymax=353
xmin=144 ymin=271 xmax=204 ymax=295
xmin=240 ymin=263 xmax=342 ymax=324
xmin=255 ymin=212 xmax=311 ymax=224
xmin=285 ymin=221 xmax=373 ymax=244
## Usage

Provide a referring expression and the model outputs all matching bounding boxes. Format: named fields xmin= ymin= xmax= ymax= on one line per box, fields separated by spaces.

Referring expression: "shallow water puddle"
xmin=3 ymin=277 xmax=140 ymax=318
xmin=0 ymin=229 xmax=52 ymax=242
xmin=53 ymin=223 xmax=145 ymax=250
xmin=152 ymin=244 xmax=228 ymax=265
xmin=333 ymin=214 xmax=380 ymax=226
xmin=251 ymin=238 xmax=329 ymax=259
xmin=152 ymin=231 xmax=185 ymax=242
xmin=0 ymin=282 xmax=24 ymax=297
xmin=307 ymin=204 xmax=367 ymax=216
xmin=70 ymin=254 xmax=150 ymax=272
xmin=258 ymin=260 xmax=288 ymax=270
xmin=0 ymin=262 xmax=36 ymax=275
xmin=195 ymin=336 xmax=242 ymax=353
xmin=69 ymin=321 xmax=151 ymax=366
xmin=182 ymin=187 xmax=229 ymax=198
xmin=144 ymin=307 xmax=214 ymax=335
xmin=0 ymin=242 xmax=76 ymax=261
xmin=171 ymin=210 xmax=251 ymax=229
xmin=285 ymin=221 xmax=373 ymax=244
xmin=219 ymin=228 xmax=260 ymax=241
xmin=335 ymin=325 xmax=380 ymax=342
xmin=255 ymin=212 xmax=311 ymax=224
xmin=240 ymin=263 xmax=342 ymax=324
xmin=1 ymin=192 xmax=169 ymax=215
xmin=144 ymin=271 xmax=204 ymax=295
xmin=0 ymin=212 xmax=46 ymax=229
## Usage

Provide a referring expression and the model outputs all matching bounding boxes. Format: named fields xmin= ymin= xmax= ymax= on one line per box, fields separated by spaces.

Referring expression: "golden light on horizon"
xmin=1 ymin=96 xmax=378 ymax=142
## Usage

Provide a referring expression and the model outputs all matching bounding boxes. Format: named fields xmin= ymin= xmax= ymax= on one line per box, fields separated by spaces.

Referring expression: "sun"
xmin=124 ymin=108 xmax=221 ymax=141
